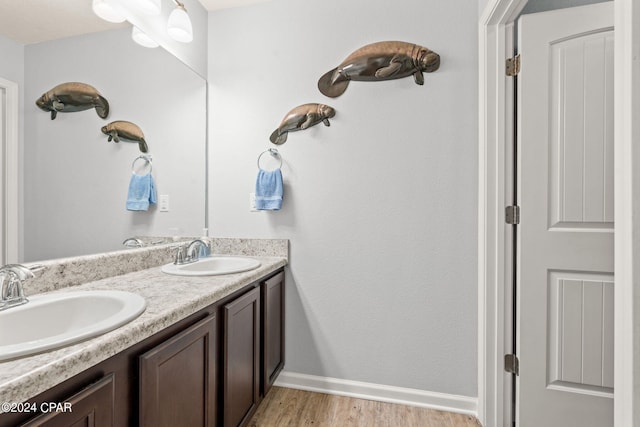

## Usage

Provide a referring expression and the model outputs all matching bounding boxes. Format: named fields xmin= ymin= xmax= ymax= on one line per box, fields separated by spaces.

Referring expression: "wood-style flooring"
xmin=248 ymin=387 xmax=482 ymax=427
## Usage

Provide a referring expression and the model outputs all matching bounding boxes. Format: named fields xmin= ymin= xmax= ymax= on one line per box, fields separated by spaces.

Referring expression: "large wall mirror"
xmin=0 ymin=4 xmax=207 ymax=263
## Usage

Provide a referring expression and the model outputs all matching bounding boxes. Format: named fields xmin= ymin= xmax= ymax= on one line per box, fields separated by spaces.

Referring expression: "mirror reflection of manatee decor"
xmin=101 ymin=121 xmax=149 ymax=153
xmin=270 ymin=103 xmax=336 ymax=145
xmin=36 ymin=82 xmax=110 ymax=120
xmin=318 ymin=41 xmax=441 ymax=98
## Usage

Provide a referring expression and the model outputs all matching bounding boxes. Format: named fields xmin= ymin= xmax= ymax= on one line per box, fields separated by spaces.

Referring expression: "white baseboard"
xmin=274 ymin=371 xmax=478 ymax=418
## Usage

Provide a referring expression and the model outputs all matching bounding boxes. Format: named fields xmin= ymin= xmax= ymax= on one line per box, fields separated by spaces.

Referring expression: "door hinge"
xmin=506 ymin=54 xmax=521 ymax=76
xmin=505 ymin=354 xmax=519 ymax=375
xmin=505 ymin=205 xmax=520 ymax=225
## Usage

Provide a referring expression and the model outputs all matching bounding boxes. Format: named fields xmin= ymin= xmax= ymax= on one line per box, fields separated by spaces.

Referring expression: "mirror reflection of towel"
xmin=126 ymin=173 xmax=157 ymax=211
xmin=255 ymin=169 xmax=283 ymax=210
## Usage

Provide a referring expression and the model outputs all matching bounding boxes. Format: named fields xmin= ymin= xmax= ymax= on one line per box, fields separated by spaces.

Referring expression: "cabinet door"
xmin=261 ymin=271 xmax=285 ymax=396
xmin=139 ymin=315 xmax=217 ymax=427
xmin=21 ymin=374 xmax=115 ymax=427
xmin=223 ymin=287 xmax=260 ymax=427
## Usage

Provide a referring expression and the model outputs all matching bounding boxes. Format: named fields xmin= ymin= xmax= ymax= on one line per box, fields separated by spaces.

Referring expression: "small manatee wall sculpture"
xmin=317 ymin=41 xmax=440 ymax=98
xmin=270 ymin=103 xmax=336 ymax=145
xmin=101 ymin=121 xmax=148 ymax=153
xmin=36 ymin=82 xmax=109 ymax=120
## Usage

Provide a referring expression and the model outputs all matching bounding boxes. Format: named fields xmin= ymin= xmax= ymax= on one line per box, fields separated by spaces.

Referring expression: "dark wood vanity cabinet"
xmin=221 ymin=270 xmax=285 ymax=427
xmin=223 ymin=287 xmax=260 ymax=427
xmin=139 ymin=315 xmax=217 ymax=427
xmin=1 ymin=268 xmax=285 ymax=427
xmin=261 ymin=271 xmax=285 ymax=396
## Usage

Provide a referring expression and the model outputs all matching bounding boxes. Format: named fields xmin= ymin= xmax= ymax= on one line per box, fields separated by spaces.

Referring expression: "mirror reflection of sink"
xmin=161 ymin=256 xmax=261 ymax=277
xmin=0 ymin=290 xmax=146 ymax=361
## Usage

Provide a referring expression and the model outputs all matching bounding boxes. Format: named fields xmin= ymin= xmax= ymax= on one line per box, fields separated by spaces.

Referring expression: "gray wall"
xmin=23 ymin=28 xmax=206 ymax=262
xmin=0 ymin=35 xmax=24 ymax=84
xmin=208 ymin=0 xmax=478 ymax=397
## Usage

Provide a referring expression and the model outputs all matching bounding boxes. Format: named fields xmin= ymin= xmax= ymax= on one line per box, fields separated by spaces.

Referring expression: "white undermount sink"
xmin=0 ymin=290 xmax=146 ymax=361
xmin=161 ymin=256 xmax=261 ymax=276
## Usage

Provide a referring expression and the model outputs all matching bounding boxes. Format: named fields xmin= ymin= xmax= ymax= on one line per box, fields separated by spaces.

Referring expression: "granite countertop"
xmin=0 ymin=238 xmax=288 ymax=407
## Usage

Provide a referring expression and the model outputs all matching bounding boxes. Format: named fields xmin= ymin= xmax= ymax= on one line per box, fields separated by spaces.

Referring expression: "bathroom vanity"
xmin=0 ymin=239 xmax=287 ymax=427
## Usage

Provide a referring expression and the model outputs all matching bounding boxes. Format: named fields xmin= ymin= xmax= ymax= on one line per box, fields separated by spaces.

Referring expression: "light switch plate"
xmin=159 ymin=195 xmax=170 ymax=212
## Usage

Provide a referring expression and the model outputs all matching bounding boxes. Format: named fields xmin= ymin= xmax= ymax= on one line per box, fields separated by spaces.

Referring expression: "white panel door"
xmin=0 ymin=77 xmax=19 ymax=265
xmin=517 ymin=3 xmax=614 ymax=426
xmin=0 ymin=85 xmax=5 ymax=265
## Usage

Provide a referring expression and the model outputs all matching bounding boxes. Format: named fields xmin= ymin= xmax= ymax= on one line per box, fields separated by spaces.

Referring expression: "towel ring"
xmin=132 ymin=155 xmax=152 ymax=175
xmin=257 ymin=148 xmax=282 ymax=170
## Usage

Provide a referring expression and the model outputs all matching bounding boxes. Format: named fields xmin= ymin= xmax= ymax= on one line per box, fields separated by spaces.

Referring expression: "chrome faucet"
xmin=186 ymin=239 xmax=211 ymax=262
xmin=123 ymin=237 xmax=145 ymax=248
xmin=172 ymin=240 xmax=211 ymax=265
xmin=0 ymin=264 xmax=35 ymax=311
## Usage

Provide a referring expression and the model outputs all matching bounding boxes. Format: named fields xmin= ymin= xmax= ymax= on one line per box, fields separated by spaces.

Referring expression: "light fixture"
xmin=92 ymin=0 xmax=126 ymax=23
xmin=132 ymin=26 xmax=159 ymax=48
xmin=131 ymin=0 xmax=161 ymax=15
xmin=167 ymin=1 xmax=193 ymax=43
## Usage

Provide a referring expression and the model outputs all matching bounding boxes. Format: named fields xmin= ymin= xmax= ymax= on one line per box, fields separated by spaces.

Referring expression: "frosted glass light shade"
xmin=92 ymin=0 xmax=125 ymax=23
xmin=131 ymin=0 xmax=161 ymax=15
xmin=167 ymin=6 xmax=193 ymax=43
xmin=132 ymin=26 xmax=159 ymax=48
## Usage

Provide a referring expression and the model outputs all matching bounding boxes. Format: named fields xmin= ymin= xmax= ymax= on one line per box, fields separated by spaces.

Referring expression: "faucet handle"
xmin=27 ymin=264 xmax=46 ymax=275
xmin=1 ymin=264 xmax=36 ymax=280
xmin=2 ymin=274 xmax=25 ymax=301
xmin=173 ymin=246 xmax=187 ymax=265
xmin=0 ymin=264 xmax=33 ymax=309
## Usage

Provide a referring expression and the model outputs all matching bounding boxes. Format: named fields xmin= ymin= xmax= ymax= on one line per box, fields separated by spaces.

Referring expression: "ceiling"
xmin=0 ymin=0 xmax=271 ymax=45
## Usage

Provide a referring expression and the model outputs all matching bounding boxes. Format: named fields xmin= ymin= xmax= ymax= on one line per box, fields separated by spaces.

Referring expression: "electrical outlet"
xmin=159 ymin=195 xmax=170 ymax=212
xmin=249 ymin=193 xmax=258 ymax=212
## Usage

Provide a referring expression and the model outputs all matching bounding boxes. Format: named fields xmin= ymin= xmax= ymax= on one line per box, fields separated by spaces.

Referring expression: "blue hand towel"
xmin=255 ymin=169 xmax=283 ymax=210
xmin=126 ymin=173 xmax=157 ymax=211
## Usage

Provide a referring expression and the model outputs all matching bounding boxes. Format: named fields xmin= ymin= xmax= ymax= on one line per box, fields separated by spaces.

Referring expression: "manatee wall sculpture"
xmin=36 ymin=82 xmax=109 ymax=120
xmin=101 ymin=121 xmax=149 ymax=153
xmin=317 ymin=41 xmax=440 ymax=98
xmin=270 ymin=103 xmax=336 ymax=145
